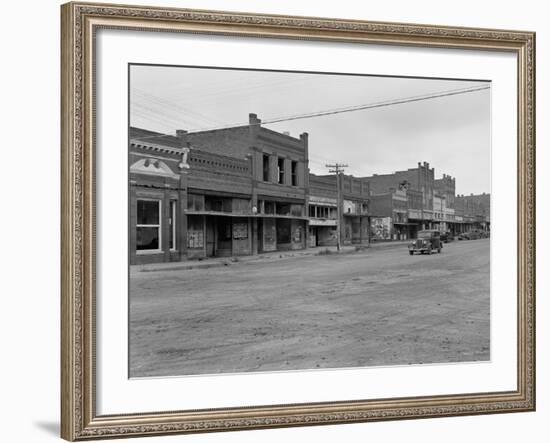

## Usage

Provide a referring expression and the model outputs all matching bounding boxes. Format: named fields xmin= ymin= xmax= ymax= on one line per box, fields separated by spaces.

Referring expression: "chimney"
xmin=300 ymin=132 xmax=309 ymax=154
xmin=282 ymin=131 xmax=290 ymax=136
xmin=176 ymin=129 xmax=188 ymax=147
xmin=249 ymin=113 xmax=261 ymax=126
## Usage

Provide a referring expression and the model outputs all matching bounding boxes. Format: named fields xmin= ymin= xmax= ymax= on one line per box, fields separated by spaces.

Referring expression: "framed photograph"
xmin=61 ymin=2 xmax=536 ymax=440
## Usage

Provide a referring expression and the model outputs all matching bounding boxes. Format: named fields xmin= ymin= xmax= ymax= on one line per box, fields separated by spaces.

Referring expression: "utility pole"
xmin=326 ymin=163 xmax=348 ymax=252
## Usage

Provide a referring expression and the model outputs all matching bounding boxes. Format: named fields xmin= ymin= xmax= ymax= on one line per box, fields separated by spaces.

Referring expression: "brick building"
xmin=363 ymin=163 xmax=490 ymax=239
xmin=433 ymin=174 xmax=458 ymax=234
xmin=308 ymin=174 xmax=370 ymax=246
xmin=455 ymin=193 xmax=491 ymax=232
xmin=369 ymin=185 xmax=412 ymax=240
xmin=129 ymin=117 xmax=489 ymax=262
xmin=129 ymin=113 xmax=309 ymax=264
xmin=308 ymin=174 xmax=338 ymax=246
xmin=363 ymin=162 xmax=435 ymax=240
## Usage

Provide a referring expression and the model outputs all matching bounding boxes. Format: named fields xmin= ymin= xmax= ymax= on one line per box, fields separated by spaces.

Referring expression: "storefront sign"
xmin=187 ymin=230 xmax=204 ymax=249
xmin=370 ymin=217 xmax=392 ymax=240
xmin=233 ymin=222 xmax=248 ymax=239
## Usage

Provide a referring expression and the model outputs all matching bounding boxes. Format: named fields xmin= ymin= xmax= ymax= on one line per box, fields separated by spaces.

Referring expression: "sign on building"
xmin=233 ymin=222 xmax=248 ymax=239
xmin=370 ymin=217 xmax=392 ymax=240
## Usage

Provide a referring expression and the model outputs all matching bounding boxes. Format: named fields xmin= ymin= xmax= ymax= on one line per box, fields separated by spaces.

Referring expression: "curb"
xmin=132 ymin=242 xmax=413 ymax=273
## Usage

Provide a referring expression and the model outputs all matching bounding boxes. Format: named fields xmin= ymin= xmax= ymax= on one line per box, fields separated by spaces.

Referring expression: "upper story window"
xmin=278 ymin=157 xmax=285 ymax=184
xmin=187 ymin=194 xmax=205 ymax=211
xmin=291 ymin=161 xmax=298 ymax=186
xmin=136 ymin=199 xmax=161 ymax=252
xmin=262 ymin=154 xmax=270 ymax=182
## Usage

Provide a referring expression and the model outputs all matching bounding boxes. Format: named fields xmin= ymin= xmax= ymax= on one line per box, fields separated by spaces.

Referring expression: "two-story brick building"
xmin=307 ymin=173 xmax=370 ymax=247
xmin=363 ymin=162 xmax=436 ymax=239
xmin=129 ymin=113 xmax=309 ymax=264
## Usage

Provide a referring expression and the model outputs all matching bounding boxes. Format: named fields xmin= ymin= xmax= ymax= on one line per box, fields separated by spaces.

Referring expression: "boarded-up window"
xmin=277 ymin=219 xmax=291 ymax=243
xmin=187 ymin=216 xmax=204 ymax=249
xmin=290 ymin=204 xmax=303 ymax=217
xmin=233 ymin=222 xmax=248 ymax=239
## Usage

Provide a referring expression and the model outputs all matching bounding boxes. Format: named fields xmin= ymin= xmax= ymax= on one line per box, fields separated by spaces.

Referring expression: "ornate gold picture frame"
xmin=61 ymin=2 xmax=535 ymax=440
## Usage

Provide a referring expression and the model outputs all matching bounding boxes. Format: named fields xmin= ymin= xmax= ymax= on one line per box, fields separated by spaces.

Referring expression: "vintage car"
xmin=440 ymin=231 xmax=454 ymax=243
xmin=408 ymin=230 xmax=442 ymax=255
xmin=459 ymin=230 xmax=483 ymax=240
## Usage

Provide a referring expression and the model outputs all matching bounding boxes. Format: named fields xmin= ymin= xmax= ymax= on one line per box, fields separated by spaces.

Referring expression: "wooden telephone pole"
xmin=326 ymin=163 xmax=348 ymax=252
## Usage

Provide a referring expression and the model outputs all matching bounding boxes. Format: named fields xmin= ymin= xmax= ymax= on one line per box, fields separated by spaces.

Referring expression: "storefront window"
xmin=136 ymin=199 xmax=161 ymax=251
xmin=290 ymin=204 xmax=303 ymax=217
xmin=187 ymin=194 xmax=204 ymax=211
xmin=276 ymin=203 xmax=290 ymax=215
xmin=276 ymin=219 xmax=291 ymax=243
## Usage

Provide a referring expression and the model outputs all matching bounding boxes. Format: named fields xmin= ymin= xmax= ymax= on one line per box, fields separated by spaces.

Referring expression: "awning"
xmin=185 ymin=210 xmax=309 ymax=220
xmin=309 ymin=219 xmax=337 ymax=226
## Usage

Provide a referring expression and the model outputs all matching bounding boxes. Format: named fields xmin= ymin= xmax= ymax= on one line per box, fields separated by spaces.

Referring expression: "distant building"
xmin=455 ymin=193 xmax=491 ymax=232
xmin=369 ymin=185 xmax=410 ymax=240
xmin=363 ymin=162 xmax=435 ymax=240
xmin=364 ymin=163 xmax=490 ymax=239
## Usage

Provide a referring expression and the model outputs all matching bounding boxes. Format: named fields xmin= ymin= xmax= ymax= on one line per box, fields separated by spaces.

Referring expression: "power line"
xmin=130 ymin=84 xmax=490 ymax=142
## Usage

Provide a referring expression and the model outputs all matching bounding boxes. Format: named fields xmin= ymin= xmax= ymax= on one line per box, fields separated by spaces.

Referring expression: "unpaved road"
xmin=130 ymin=239 xmax=490 ymax=377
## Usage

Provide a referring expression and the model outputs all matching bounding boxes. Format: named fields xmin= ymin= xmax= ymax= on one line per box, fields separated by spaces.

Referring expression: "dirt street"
xmin=130 ymin=239 xmax=490 ymax=377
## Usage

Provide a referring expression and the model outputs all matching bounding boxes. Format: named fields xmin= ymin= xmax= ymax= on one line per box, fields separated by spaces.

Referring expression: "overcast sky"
xmin=130 ymin=64 xmax=490 ymax=195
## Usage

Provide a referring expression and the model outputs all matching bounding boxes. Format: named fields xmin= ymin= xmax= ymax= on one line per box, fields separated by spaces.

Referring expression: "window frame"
xmin=262 ymin=154 xmax=270 ymax=182
xmin=291 ymin=160 xmax=298 ymax=186
xmin=136 ymin=198 xmax=162 ymax=254
xmin=277 ymin=157 xmax=285 ymax=184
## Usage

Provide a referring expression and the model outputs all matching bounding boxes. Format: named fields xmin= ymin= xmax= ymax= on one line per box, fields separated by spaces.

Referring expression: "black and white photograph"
xmin=128 ymin=64 xmax=491 ymax=378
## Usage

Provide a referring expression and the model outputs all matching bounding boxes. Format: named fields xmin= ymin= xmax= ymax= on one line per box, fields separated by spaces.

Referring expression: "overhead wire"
xmin=130 ymin=84 xmax=490 ymax=142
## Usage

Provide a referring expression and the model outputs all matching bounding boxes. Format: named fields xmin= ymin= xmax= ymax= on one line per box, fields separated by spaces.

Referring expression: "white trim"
xmin=130 ymin=158 xmax=179 ymax=179
xmin=136 ymin=250 xmax=164 ymax=256
xmin=169 ymin=199 xmax=177 ymax=251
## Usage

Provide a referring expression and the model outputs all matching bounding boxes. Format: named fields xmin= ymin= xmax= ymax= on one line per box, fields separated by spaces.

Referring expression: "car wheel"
xmin=409 ymin=251 xmax=414 ymax=256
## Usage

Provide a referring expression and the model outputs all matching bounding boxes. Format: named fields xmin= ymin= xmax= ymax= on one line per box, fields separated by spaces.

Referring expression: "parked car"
xmin=469 ymin=230 xmax=482 ymax=240
xmin=440 ymin=231 xmax=454 ymax=243
xmin=408 ymin=230 xmax=442 ymax=255
xmin=458 ymin=229 xmax=488 ymax=240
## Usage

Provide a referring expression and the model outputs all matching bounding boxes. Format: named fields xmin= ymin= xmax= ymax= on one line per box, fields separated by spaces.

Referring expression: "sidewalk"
xmin=131 ymin=240 xmax=411 ymax=273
